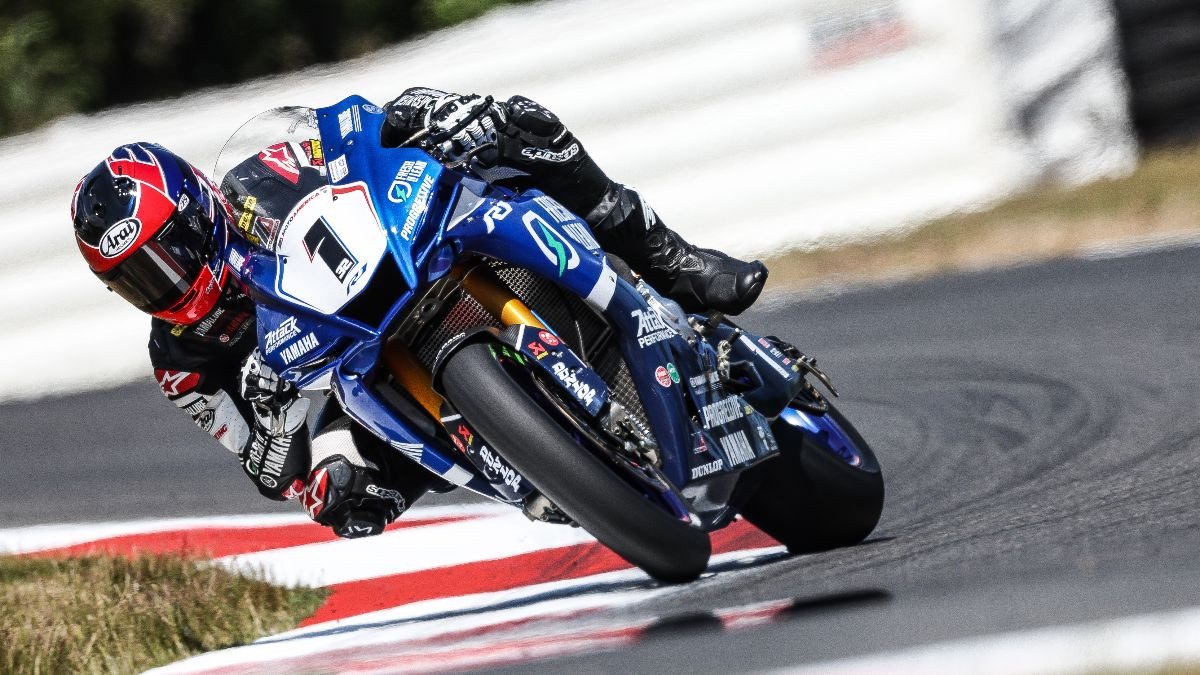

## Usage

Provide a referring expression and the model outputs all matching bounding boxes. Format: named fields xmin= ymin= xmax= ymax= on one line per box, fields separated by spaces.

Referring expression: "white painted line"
xmin=0 ymin=503 xmax=508 ymax=555
xmin=216 ymin=509 xmax=596 ymax=587
xmin=780 ymin=605 xmax=1200 ymax=675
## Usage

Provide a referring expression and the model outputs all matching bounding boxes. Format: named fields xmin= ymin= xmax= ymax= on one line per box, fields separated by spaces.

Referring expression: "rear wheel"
xmin=441 ymin=342 xmax=711 ymax=582
xmin=739 ymin=400 xmax=884 ymax=554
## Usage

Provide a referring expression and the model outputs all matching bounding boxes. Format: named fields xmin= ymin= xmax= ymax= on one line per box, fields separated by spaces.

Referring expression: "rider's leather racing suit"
xmin=150 ymin=88 xmax=768 ymax=539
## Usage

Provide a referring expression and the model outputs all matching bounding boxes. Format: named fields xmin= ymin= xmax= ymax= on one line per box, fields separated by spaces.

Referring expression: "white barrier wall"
xmin=0 ymin=0 xmax=1135 ymax=401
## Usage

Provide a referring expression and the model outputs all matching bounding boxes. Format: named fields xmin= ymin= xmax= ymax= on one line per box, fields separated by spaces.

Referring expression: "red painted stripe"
xmin=30 ymin=515 xmax=478 ymax=559
xmin=303 ymin=519 xmax=778 ymax=626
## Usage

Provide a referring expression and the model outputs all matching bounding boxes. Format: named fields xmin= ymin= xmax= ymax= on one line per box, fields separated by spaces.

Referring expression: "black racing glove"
xmin=238 ymin=349 xmax=310 ymax=500
xmin=380 ymin=87 xmax=450 ymax=146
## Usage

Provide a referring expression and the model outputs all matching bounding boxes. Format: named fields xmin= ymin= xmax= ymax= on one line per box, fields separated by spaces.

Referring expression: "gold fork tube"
xmin=381 ymin=263 xmax=545 ymax=420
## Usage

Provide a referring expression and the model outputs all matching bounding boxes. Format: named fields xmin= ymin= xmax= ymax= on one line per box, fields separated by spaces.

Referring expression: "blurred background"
xmin=0 ymin=0 xmax=1195 ymax=425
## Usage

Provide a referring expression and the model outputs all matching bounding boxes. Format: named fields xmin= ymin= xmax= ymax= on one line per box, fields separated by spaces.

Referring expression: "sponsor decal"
xmin=655 ymin=366 xmax=672 ymax=388
xmin=550 ymin=361 xmax=597 ymax=407
xmin=303 ymin=216 xmax=358 ymax=282
xmin=214 ymin=424 xmax=229 ymax=440
xmin=533 ymin=195 xmax=575 ymax=224
xmin=719 ymin=430 xmax=756 ymax=465
xmin=387 ymin=160 xmax=428 ymax=204
xmin=338 ymin=107 xmax=362 ymax=138
xmin=538 ymin=330 xmax=560 ymax=347
xmin=523 ymin=211 xmax=578 ymax=277
xmin=177 ymin=193 xmax=190 ymax=212
xmin=170 ymin=324 xmax=186 ymax=337
xmin=99 ymin=218 xmax=141 ymax=258
xmin=702 ymin=396 xmax=744 ymax=429
xmin=478 ymin=445 xmax=523 ymax=491
xmin=691 ymin=459 xmax=724 ymax=479
xmin=259 ymin=475 xmax=279 ymax=488
xmin=631 ymin=308 xmax=676 ymax=348
xmin=694 ymin=432 xmax=709 ymax=455
xmin=689 ymin=371 xmax=720 ymax=392
xmin=527 ymin=341 xmax=548 ymax=359
xmin=263 ymin=316 xmax=302 ymax=353
xmin=237 ymin=195 xmax=257 ymax=237
xmin=450 ymin=434 xmax=466 ymax=453
xmin=457 ymin=424 xmax=474 ymax=446
xmin=280 ymin=333 xmax=320 ymax=365
xmin=193 ymin=306 xmax=226 ymax=336
xmin=196 ymin=408 xmax=215 ymax=432
xmin=563 ymin=222 xmax=601 ymax=251
xmin=362 ymin=103 xmax=384 ymax=114
xmin=301 ymin=139 xmax=324 ymax=166
xmin=328 ymin=155 xmax=349 ymax=182
xmin=667 ymin=363 xmax=680 ymax=384
xmin=258 ymin=144 xmax=300 ymax=184
xmin=399 ymin=174 xmax=436 ymax=241
xmin=303 ymin=467 xmax=329 ymax=518
xmin=365 ymin=484 xmax=406 ymax=509
xmin=227 ymin=247 xmax=245 ymax=272
xmin=521 ymin=142 xmax=580 ymax=163
xmin=483 ymin=202 xmax=511 ymax=233
xmin=156 ymin=369 xmax=200 ymax=397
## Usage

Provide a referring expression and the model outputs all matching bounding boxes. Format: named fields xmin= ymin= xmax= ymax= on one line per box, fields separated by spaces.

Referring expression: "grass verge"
xmin=761 ymin=143 xmax=1200 ymax=295
xmin=0 ymin=554 xmax=327 ymax=674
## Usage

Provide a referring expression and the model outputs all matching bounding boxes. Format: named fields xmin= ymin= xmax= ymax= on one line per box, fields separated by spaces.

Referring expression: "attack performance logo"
xmin=303 ymin=216 xmax=357 ymax=283
xmin=523 ymin=211 xmax=578 ymax=277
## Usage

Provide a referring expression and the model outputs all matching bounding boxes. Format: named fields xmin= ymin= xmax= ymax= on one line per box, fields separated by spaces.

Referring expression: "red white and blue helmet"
xmin=72 ymin=142 xmax=234 ymax=324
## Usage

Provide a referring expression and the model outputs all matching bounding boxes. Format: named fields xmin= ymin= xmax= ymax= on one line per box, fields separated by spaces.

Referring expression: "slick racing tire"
xmin=442 ymin=342 xmax=711 ymax=583
xmin=738 ymin=400 xmax=884 ymax=554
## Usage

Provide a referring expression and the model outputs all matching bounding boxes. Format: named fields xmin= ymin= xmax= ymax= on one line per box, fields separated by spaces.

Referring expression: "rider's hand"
xmin=382 ymin=87 xmax=450 ymax=145
xmin=239 ymin=349 xmax=303 ymax=433
xmin=424 ymin=93 xmax=500 ymax=164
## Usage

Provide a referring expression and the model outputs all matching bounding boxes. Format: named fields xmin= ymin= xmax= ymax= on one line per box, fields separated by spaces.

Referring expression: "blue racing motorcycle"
xmin=214 ymin=97 xmax=884 ymax=582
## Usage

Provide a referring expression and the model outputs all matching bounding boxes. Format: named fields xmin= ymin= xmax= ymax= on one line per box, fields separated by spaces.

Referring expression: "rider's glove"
xmin=424 ymin=93 xmax=500 ymax=164
xmin=381 ymin=87 xmax=450 ymax=145
xmin=238 ymin=349 xmax=310 ymax=499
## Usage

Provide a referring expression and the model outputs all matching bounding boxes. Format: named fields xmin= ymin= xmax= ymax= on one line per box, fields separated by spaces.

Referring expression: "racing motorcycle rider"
xmin=70 ymin=91 xmax=768 ymax=539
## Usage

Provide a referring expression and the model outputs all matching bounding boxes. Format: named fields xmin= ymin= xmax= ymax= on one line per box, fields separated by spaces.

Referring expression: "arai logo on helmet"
xmin=99 ymin=218 xmax=141 ymax=258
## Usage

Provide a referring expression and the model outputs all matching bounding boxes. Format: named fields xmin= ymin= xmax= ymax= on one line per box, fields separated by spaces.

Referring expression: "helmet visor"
xmin=100 ymin=208 xmax=217 ymax=314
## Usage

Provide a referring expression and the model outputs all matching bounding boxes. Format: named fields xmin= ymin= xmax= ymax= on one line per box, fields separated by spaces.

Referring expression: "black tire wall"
xmin=1113 ymin=0 xmax=1200 ymax=144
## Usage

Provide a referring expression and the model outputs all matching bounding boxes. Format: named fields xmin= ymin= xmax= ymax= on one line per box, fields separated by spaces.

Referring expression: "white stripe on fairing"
xmin=216 ymin=509 xmax=599 ymax=587
xmin=585 ymin=262 xmax=618 ymax=311
xmin=0 ymin=503 xmax=509 ymax=555
xmin=780 ymin=605 xmax=1200 ymax=675
xmin=440 ymin=462 xmax=477 ymax=486
xmin=152 ymin=546 xmax=786 ymax=674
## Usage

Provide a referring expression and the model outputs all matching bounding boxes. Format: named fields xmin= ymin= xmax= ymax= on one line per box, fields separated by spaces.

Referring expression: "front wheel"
xmin=738 ymin=400 xmax=884 ymax=554
xmin=441 ymin=342 xmax=711 ymax=582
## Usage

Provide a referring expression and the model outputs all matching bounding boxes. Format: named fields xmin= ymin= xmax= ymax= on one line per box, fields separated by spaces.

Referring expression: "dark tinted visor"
xmin=100 ymin=207 xmax=217 ymax=314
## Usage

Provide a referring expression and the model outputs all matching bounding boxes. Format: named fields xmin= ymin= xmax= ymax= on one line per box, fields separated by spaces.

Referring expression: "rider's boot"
xmin=586 ymin=182 xmax=768 ymax=315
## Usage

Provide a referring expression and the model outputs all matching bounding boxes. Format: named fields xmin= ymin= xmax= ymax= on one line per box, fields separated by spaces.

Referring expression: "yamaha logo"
xmin=99 ymin=218 xmax=141 ymax=258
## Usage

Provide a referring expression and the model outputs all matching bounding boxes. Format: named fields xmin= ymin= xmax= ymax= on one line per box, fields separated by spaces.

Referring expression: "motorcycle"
xmin=213 ymin=96 xmax=884 ymax=582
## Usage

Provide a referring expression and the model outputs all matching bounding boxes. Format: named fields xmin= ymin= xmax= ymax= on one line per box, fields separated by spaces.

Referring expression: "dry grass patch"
xmin=0 ymin=554 xmax=327 ymax=674
xmin=762 ymin=143 xmax=1200 ymax=294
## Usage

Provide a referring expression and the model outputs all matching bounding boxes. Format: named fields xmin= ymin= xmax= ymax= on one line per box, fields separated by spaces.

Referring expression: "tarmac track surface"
xmin=5 ymin=244 xmax=1200 ymax=670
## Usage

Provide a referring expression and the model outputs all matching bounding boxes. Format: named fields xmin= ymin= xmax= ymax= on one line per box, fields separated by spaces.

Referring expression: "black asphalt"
xmin=5 ymin=244 xmax=1200 ymax=669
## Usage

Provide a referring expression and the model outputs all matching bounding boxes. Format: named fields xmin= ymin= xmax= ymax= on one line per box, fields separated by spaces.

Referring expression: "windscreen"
xmin=214 ymin=106 xmax=327 ymax=248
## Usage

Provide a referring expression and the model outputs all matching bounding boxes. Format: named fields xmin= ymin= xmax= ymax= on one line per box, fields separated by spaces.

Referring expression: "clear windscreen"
xmin=214 ymin=106 xmax=327 ymax=247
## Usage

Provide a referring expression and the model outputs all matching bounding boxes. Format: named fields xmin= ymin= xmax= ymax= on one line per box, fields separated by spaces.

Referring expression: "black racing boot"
xmin=635 ymin=225 xmax=768 ymax=315
xmin=587 ymin=183 xmax=768 ymax=315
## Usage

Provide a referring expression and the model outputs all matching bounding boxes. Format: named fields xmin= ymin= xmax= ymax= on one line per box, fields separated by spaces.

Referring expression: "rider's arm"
xmin=148 ymin=324 xmax=310 ymax=501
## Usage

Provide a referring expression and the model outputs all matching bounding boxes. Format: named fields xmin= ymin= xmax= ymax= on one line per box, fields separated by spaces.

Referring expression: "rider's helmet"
xmin=72 ymin=142 xmax=233 ymax=324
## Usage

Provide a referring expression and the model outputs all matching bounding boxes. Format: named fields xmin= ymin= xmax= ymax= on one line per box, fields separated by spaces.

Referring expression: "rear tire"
xmin=442 ymin=342 xmax=711 ymax=582
xmin=739 ymin=401 xmax=884 ymax=554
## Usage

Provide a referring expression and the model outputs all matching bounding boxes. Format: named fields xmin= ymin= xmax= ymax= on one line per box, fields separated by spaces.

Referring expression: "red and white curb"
xmin=0 ymin=504 xmax=785 ymax=673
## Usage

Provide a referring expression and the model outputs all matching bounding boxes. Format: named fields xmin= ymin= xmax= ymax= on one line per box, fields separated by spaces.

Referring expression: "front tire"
xmin=739 ymin=400 xmax=884 ymax=554
xmin=441 ymin=342 xmax=711 ymax=582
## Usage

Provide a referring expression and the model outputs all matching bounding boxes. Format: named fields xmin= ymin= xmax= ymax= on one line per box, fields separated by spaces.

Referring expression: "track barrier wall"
xmin=0 ymin=0 xmax=1136 ymax=401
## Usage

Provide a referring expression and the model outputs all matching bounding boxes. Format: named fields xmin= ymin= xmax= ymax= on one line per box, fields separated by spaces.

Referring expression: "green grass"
xmin=0 ymin=554 xmax=327 ymax=674
xmin=761 ymin=143 xmax=1200 ymax=293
